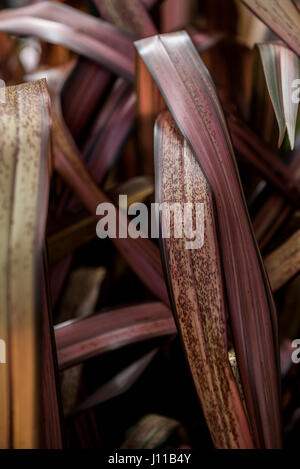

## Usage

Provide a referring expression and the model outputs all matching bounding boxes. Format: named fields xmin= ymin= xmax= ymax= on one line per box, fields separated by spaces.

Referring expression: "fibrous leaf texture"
xmin=136 ymin=31 xmax=282 ymax=449
xmin=0 ymin=80 xmax=60 ymax=448
xmin=155 ymin=111 xmax=253 ymax=449
xmin=258 ymin=42 xmax=300 ymax=148
xmin=242 ymin=0 xmax=300 ymax=56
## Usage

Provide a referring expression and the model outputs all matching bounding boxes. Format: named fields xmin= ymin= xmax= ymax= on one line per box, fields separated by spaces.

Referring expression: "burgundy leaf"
xmin=55 ymin=303 xmax=175 ymax=369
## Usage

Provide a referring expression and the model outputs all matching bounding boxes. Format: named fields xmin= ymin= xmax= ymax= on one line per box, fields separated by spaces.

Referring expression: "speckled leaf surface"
xmin=0 ymin=80 xmax=51 ymax=448
xmin=155 ymin=111 xmax=253 ymax=449
xmin=94 ymin=0 xmax=157 ymax=37
xmin=258 ymin=42 xmax=300 ymax=148
xmin=136 ymin=31 xmax=282 ymax=448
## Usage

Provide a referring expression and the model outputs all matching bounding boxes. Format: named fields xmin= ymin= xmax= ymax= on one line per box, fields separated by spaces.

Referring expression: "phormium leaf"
xmin=72 ymin=349 xmax=159 ymax=415
xmin=94 ymin=0 xmax=157 ymax=38
xmin=258 ymin=42 xmax=300 ymax=149
xmin=136 ymin=31 xmax=282 ymax=448
xmin=242 ymin=0 xmax=300 ymax=56
xmin=155 ymin=110 xmax=253 ymax=449
xmin=264 ymin=230 xmax=300 ymax=291
xmin=0 ymin=2 xmax=135 ymax=81
xmin=55 ymin=302 xmax=175 ymax=369
xmin=0 ymin=79 xmax=61 ymax=448
xmin=52 ymin=102 xmax=168 ymax=304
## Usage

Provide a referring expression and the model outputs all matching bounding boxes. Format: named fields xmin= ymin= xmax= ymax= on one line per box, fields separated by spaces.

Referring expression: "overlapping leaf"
xmin=72 ymin=349 xmax=159 ymax=414
xmin=264 ymin=230 xmax=300 ymax=291
xmin=0 ymin=2 xmax=135 ymax=81
xmin=258 ymin=42 xmax=300 ymax=148
xmin=253 ymin=153 xmax=300 ymax=247
xmin=155 ymin=111 xmax=253 ymax=448
xmin=136 ymin=31 xmax=282 ymax=448
xmin=55 ymin=302 xmax=175 ymax=369
xmin=52 ymin=92 xmax=169 ymax=305
xmin=242 ymin=0 xmax=300 ymax=56
xmin=227 ymin=111 xmax=300 ymax=203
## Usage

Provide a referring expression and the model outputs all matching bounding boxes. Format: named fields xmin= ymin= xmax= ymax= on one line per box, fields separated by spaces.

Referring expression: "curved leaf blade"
xmin=0 ymin=2 xmax=134 ymax=81
xmin=94 ymin=0 xmax=157 ymax=37
xmin=55 ymin=302 xmax=175 ymax=369
xmin=0 ymin=80 xmax=60 ymax=448
xmin=242 ymin=0 xmax=300 ymax=56
xmin=155 ymin=111 xmax=254 ymax=449
xmin=136 ymin=31 xmax=282 ymax=448
xmin=51 ymin=103 xmax=168 ymax=304
xmin=258 ymin=42 xmax=300 ymax=149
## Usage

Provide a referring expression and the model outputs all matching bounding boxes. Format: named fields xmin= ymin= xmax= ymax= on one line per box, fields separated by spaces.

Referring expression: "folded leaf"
xmin=258 ymin=43 xmax=286 ymax=146
xmin=55 ymin=302 xmax=175 ymax=369
xmin=160 ymin=0 xmax=194 ymax=33
xmin=0 ymin=80 xmax=61 ymax=448
xmin=258 ymin=42 xmax=300 ymax=148
xmin=136 ymin=31 xmax=282 ymax=448
xmin=155 ymin=111 xmax=253 ymax=448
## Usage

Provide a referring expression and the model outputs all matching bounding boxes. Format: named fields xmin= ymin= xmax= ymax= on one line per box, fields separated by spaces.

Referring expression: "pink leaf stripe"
xmin=0 ymin=80 xmax=61 ymax=448
xmin=71 ymin=349 xmax=158 ymax=414
xmin=227 ymin=111 xmax=300 ymax=204
xmin=0 ymin=2 xmax=134 ymax=81
xmin=258 ymin=42 xmax=300 ymax=149
xmin=155 ymin=111 xmax=254 ymax=449
xmin=136 ymin=31 xmax=282 ymax=448
xmin=242 ymin=0 xmax=300 ymax=56
xmin=94 ymin=0 xmax=157 ymax=37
